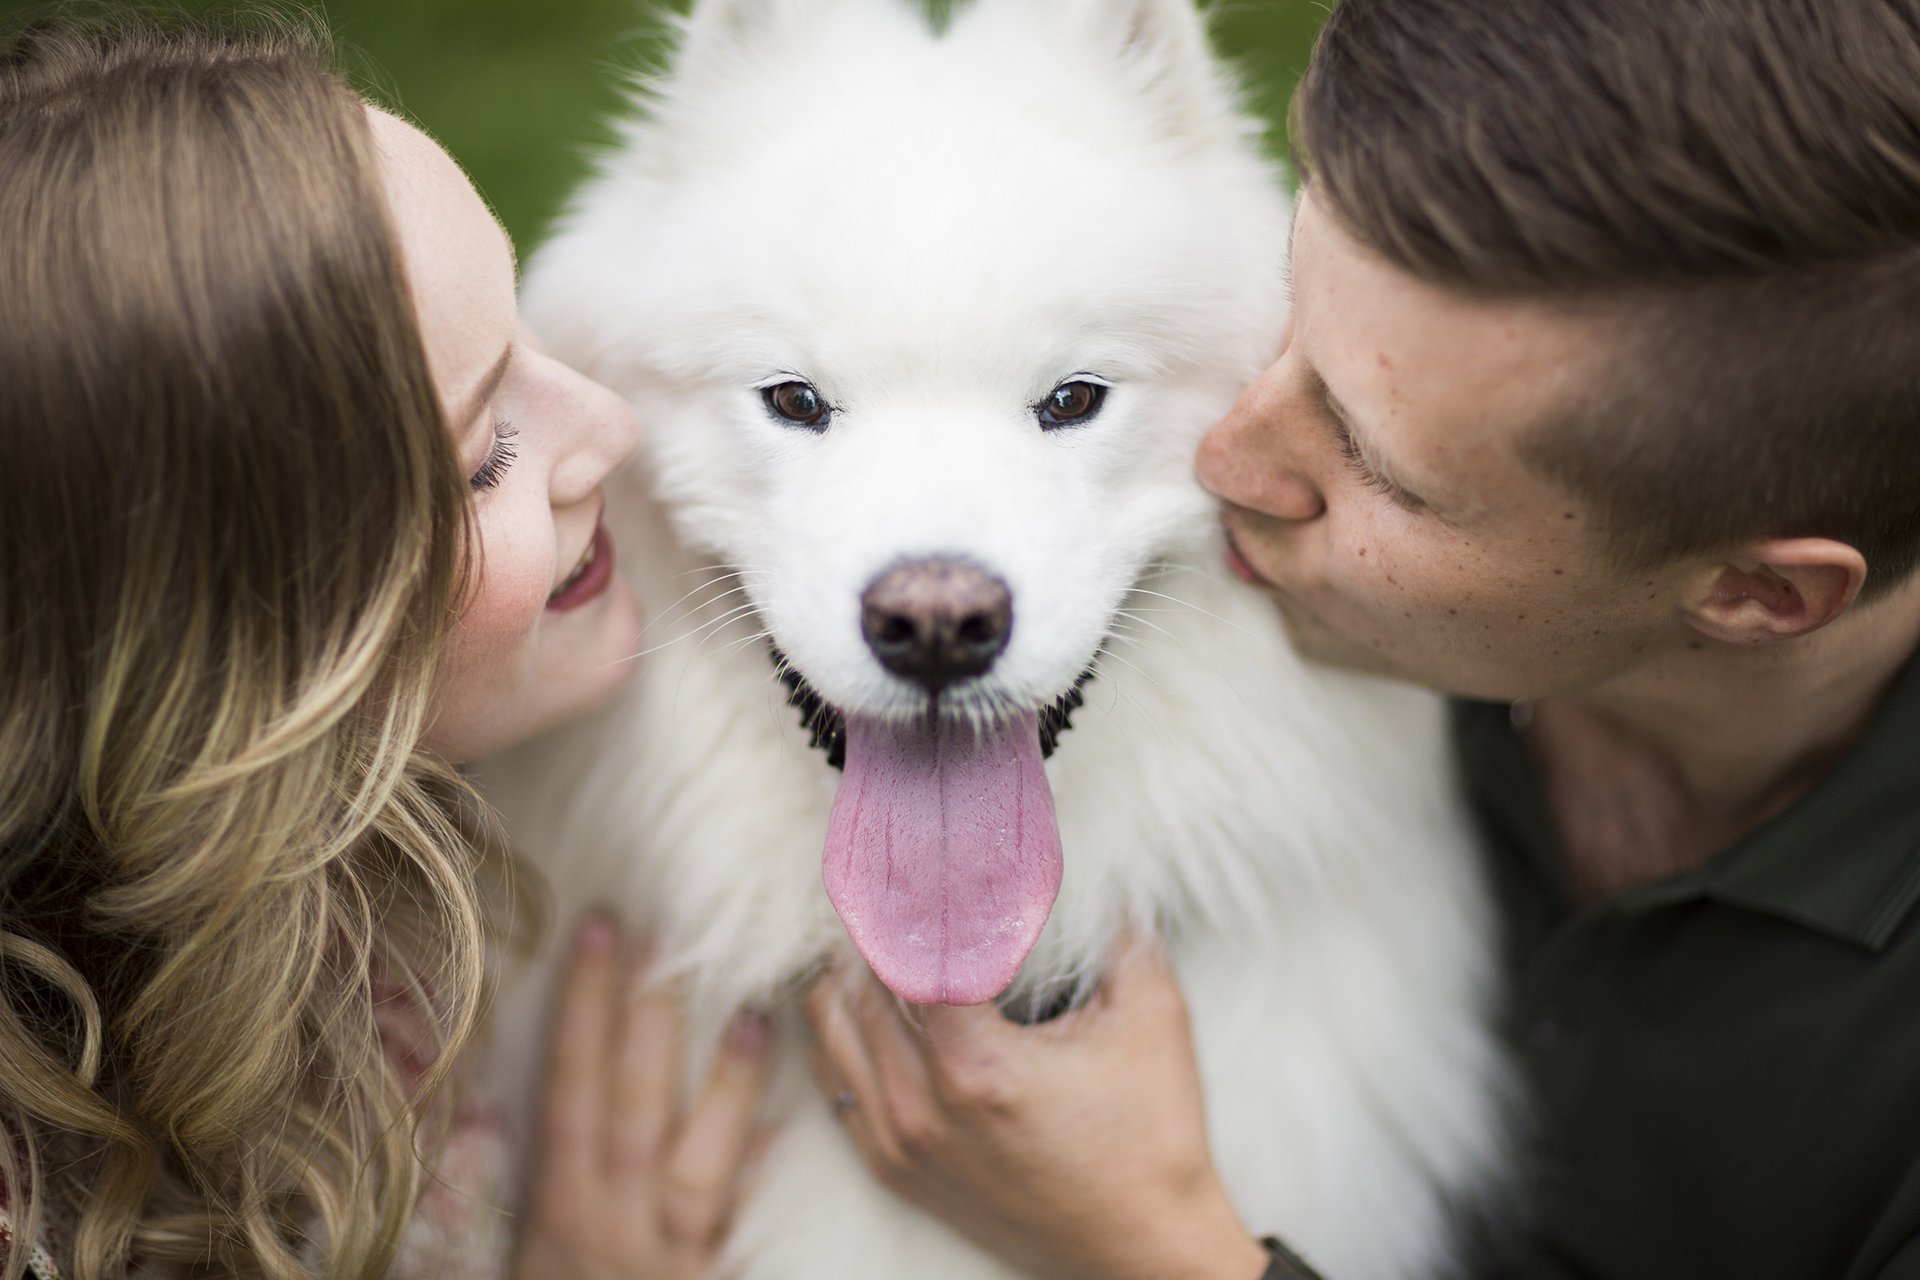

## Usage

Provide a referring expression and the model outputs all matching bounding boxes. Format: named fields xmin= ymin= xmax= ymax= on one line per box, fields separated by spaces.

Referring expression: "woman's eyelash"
xmin=469 ymin=420 xmax=519 ymax=492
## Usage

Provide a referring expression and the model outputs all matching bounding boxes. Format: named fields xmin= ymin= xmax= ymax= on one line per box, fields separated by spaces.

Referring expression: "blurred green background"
xmin=0 ymin=0 xmax=1326 ymax=252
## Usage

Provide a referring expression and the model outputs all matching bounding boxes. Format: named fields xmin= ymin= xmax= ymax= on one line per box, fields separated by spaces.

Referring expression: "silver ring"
xmin=832 ymin=1089 xmax=858 ymax=1115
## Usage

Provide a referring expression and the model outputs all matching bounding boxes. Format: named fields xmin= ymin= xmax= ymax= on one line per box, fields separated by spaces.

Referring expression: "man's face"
xmin=1197 ymin=190 xmax=1688 ymax=703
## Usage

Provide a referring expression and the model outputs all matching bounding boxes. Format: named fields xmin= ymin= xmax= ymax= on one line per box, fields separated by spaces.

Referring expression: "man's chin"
xmin=1268 ymin=597 xmax=1405 ymax=680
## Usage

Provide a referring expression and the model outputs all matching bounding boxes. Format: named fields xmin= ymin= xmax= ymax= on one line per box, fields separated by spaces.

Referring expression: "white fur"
xmin=482 ymin=1 xmax=1510 ymax=1275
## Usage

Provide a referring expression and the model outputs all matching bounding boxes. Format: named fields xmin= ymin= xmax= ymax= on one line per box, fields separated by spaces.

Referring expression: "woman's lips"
xmin=547 ymin=521 xmax=615 ymax=613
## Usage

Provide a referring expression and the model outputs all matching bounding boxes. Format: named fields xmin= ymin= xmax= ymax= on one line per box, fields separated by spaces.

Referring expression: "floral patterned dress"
xmin=2 ymin=1083 xmax=516 ymax=1280
xmin=3 ymin=978 xmax=523 ymax=1280
xmin=0 ymin=1209 xmax=63 ymax=1280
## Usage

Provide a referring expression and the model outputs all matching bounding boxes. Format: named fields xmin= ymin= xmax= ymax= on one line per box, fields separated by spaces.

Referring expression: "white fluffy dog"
xmin=483 ymin=0 xmax=1509 ymax=1274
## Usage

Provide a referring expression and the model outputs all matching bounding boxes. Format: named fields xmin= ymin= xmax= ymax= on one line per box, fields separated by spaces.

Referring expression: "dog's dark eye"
xmin=1037 ymin=381 xmax=1107 ymax=430
xmin=764 ymin=381 xmax=830 ymax=430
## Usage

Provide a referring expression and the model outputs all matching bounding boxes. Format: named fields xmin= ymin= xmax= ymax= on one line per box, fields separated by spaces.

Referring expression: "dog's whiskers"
xmin=1111 ymin=609 xmax=1181 ymax=644
xmin=1126 ymin=587 xmax=1259 ymax=640
xmin=1141 ymin=558 xmax=1213 ymax=581
xmin=1089 ymin=643 xmax=1161 ymax=691
xmin=687 ymin=603 xmax=774 ymax=659
xmin=718 ymin=627 xmax=778 ymax=658
xmin=668 ymin=562 xmax=772 ymax=583
xmin=1079 ymin=648 xmax=1173 ymax=747
xmin=683 ymin=597 xmax=765 ymax=637
xmin=612 ymin=598 xmax=765 ymax=667
xmin=627 ymin=572 xmax=757 ymax=645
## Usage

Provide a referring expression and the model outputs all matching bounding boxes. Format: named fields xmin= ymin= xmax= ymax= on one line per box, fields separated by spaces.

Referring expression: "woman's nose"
xmin=549 ymin=367 xmax=642 ymax=507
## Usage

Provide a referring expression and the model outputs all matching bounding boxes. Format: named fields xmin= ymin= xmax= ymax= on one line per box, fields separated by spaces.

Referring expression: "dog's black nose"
xmin=861 ymin=559 xmax=1013 ymax=693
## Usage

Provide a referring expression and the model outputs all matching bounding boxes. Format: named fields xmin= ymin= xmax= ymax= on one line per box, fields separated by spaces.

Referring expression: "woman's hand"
xmin=516 ymin=917 xmax=774 ymax=1280
xmin=803 ymin=939 xmax=1270 ymax=1280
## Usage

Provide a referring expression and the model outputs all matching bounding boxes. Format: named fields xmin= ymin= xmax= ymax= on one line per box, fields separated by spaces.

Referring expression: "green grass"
xmin=1 ymin=0 xmax=1326 ymax=250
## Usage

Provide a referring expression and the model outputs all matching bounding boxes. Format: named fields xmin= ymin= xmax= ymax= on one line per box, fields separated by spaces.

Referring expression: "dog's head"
xmin=527 ymin=0 xmax=1292 ymax=1004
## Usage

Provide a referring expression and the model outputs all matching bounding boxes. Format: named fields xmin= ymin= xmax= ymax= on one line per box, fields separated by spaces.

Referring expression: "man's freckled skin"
xmin=1194 ymin=191 xmax=1703 ymax=703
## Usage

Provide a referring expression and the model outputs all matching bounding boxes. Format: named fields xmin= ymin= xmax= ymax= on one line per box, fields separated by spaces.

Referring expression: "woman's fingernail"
xmin=728 ymin=1010 xmax=771 ymax=1054
xmin=579 ymin=916 xmax=616 ymax=952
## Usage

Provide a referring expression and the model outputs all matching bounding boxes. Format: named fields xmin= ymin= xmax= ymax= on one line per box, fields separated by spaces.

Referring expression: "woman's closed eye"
xmin=470 ymin=419 xmax=519 ymax=492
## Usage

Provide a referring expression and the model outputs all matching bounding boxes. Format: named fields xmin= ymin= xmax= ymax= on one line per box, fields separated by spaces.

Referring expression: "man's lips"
xmin=1222 ymin=523 xmax=1279 ymax=590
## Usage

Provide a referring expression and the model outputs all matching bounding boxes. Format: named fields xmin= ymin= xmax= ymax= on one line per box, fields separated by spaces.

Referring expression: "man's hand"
xmin=516 ymin=916 xmax=774 ymax=1280
xmin=803 ymin=938 xmax=1270 ymax=1280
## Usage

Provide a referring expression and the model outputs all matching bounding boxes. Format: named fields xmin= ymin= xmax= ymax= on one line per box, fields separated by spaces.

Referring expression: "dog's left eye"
xmin=1036 ymin=381 xmax=1107 ymax=430
xmin=764 ymin=381 xmax=831 ymax=430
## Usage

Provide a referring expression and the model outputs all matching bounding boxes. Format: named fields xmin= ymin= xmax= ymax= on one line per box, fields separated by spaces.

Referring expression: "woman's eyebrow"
xmin=456 ymin=341 xmax=515 ymax=429
xmin=499 ymin=221 xmax=521 ymax=286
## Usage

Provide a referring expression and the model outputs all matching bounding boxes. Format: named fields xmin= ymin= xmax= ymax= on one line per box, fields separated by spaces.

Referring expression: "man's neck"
xmin=1527 ymin=579 xmax=1920 ymax=905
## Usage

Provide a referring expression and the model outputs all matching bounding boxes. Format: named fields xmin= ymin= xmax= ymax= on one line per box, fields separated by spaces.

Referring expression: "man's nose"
xmin=1196 ymin=369 xmax=1326 ymax=524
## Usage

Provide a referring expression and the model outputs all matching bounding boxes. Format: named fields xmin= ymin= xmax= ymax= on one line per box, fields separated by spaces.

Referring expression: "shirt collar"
xmin=1674 ymin=651 xmax=1920 ymax=952
xmin=1459 ymin=647 xmax=1920 ymax=954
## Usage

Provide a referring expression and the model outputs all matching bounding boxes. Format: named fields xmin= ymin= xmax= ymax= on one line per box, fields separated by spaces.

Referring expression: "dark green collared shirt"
xmin=1455 ymin=653 xmax=1920 ymax=1279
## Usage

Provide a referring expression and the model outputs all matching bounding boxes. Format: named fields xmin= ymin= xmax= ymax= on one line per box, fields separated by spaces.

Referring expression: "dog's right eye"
xmin=1036 ymin=380 xmax=1109 ymax=430
xmin=763 ymin=381 xmax=831 ymax=430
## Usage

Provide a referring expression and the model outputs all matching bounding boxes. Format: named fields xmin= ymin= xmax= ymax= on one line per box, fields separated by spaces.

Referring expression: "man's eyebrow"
xmin=455 ymin=341 xmax=515 ymax=431
xmin=1281 ymin=200 xmax=1302 ymax=304
xmin=1315 ymin=371 xmax=1364 ymax=447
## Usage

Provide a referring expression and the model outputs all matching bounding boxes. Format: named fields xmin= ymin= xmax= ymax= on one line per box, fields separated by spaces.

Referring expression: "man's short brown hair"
xmin=1294 ymin=0 xmax=1920 ymax=602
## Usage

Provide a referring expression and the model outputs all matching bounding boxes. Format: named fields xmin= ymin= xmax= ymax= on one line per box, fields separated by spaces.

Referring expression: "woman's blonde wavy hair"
xmin=0 ymin=13 xmax=505 ymax=1277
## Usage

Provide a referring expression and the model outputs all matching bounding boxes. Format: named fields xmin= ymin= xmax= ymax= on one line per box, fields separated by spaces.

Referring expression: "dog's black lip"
xmin=769 ymin=645 xmax=1096 ymax=771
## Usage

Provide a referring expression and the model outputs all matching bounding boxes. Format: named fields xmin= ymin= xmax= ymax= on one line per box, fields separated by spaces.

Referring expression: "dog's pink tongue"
xmin=824 ymin=711 xmax=1062 ymax=1006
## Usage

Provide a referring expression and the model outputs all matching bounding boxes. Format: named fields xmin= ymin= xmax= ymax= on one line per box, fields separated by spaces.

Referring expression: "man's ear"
xmin=1683 ymin=538 xmax=1867 ymax=644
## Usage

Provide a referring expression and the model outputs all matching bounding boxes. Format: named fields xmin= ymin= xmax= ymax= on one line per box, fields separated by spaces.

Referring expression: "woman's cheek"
xmin=453 ymin=513 xmax=556 ymax=666
xmin=462 ymin=561 xmax=552 ymax=658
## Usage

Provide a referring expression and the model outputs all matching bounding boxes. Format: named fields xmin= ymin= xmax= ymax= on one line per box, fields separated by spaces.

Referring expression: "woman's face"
xmin=368 ymin=109 xmax=644 ymax=760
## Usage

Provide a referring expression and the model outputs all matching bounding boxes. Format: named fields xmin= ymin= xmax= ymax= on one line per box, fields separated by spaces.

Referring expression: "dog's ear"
xmin=674 ymin=0 xmax=815 ymax=70
xmin=1057 ymin=0 xmax=1238 ymax=143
